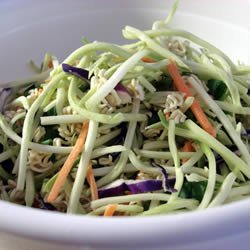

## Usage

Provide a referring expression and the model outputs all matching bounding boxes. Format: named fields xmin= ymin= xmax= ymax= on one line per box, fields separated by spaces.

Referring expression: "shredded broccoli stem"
xmin=208 ymin=172 xmax=236 ymax=208
xmin=141 ymin=199 xmax=199 ymax=216
xmin=198 ymin=144 xmax=216 ymax=209
xmin=56 ymin=86 xmax=67 ymax=115
xmin=135 ymin=150 xmax=195 ymax=160
xmin=170 ymin=167 xmax=184 ymax=201
xmin=123 ymin=26 xmax=188 ymax=69
xmin=188 ymin=76 xmax=250 ymax=163
xmin=96 ymin=99 xmax=141 ymax=187
xmin=131 ymin=28 xmax=237 ymax=72
xmin=68 ymin=120 xmax=99 ymax=213
xmin=41 ymin=113 xmax=146 ymax=125
xmin=9 ymin=96 xmax=30 ymax=110
xmin=91 ymin=146 xmax=126 ymax=159
xmin=167 ymin=120 xmax=183 ymax=201
xmin=67 ymin=80 xmax=146 ymax=124
xmin=184 ymin=120 xmax=250 ymax=178
xmin=168 ymin=120 xmax=180 ymax=168
xmin=227 ymin=183 xmax=250 ymax=200
xmin=94 ymin=129 xmax=121 ymax=147
xmin=10 ymin=112 xmax=26 ymax=125
xmin=159 ymin=111 xmax=250 ymax=178
xmin=43 ymin=100 xmax=56 ymax=113
xmin=93 ymin=164 xmax=136 ymax=177
xmin=17 ymin=73 xmax=65 ymax=191
xmin=41 ymin=115 xmax=87 ymax=125
xmin=137 ymin=76 xmax=156 ymax=93
xmin=24 ymin=170 xmax=35 ymax=207
xmin=63 ymin=42 xmax=131 ymax=66
xmin=206 ymin=53 xmax=232 ymax=74
xmin=89 ymin=204 xmax=143 ymax=215
xmin=125 ymin=27 xmax=241 ymax=104
xmin=64 ymin=178 xmax=86 ymax=214
xmin=181 ymin=96 xmax=194 ymax=113
xmin=215 ymin=101 xmax=250 ymax=115
xmin=0 ymin=114 xmax=73 ymax=154
xmin=142 ymin=140 xmax=169 ymax=150
xmin=128 ymin=150 xmax=160 ymax=175
xmin=91 ymin=193 xmax=171 ymax=209
xmin=165 ymin=0 xmax=180 ymax=24
xmin=79 ymin=85 xmax=98 ymax=106
xmin=129 ymin=149 xmax=226 ymax=183
xmin=85 ymin=50 xmax=149 ymax=109
xmin=149 ymin=200 xmax=160 ymax=210
xmin=180 ymin=150 xmax=204 ymax=172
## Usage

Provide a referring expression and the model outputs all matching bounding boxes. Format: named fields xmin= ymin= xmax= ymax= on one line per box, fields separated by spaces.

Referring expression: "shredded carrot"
xmin=182 ymin=141 xmax=194 ymax=152
xmin=38 ymin=88 xmax=43 ymax=94
xmin=87 ymin=162 xmax=99 ymax=201
xmin=165 ymin=112 xmax=170 ymax=120
xmin=47 ymin=121 xmax=89 ymax=203
xmin=166 ymin=61 xmax=216 ymax=137
xmin=104 ymin=204 xmax=117 ymax=216
xmin=48 ymin=60 xmax=53 ymax=69
xmin=142 ymin=57 xmax=156 ymax=63
xmin=181 ymin=140 xmax=195 ymax=163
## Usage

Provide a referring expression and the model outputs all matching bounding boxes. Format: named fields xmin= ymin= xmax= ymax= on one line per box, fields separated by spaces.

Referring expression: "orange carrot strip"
xmin=47 ymin=121 xmax=89 ymax=203
xmin=181 ymin=140 xmax=195 ymax=163
xmin=142 ymin=57 xmax=156 ymax=63
xmin=104 ymin=204 xmax=117 ymax=216
xmin=87 ymin=162 xmax=99 ymax=201
xmin=165 ymin=112 xmax=170 ymax=120
xmin=48 ymin=60 xmax=53 ymax=69
xmin=166 ymin=62 xmax=216 ymax=137
xmin=182 ymin=141 xmax=194 ymax=152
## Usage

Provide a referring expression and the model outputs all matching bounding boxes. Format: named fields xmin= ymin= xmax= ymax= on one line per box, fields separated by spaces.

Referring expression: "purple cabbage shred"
xmin=62 ymin=63 xmax=89 ymax=80
xmin=151 ymin=161 xmax=177 ymax=193
xmin=98 ymin=180 xmax=163 ymax=198
xmin=242 ymin=129 xmax=250 ymax=138
xmin=34 ymin=196 xmax=56 ymax=211
xmin=115 ymin=83 xmax=129 ymax=93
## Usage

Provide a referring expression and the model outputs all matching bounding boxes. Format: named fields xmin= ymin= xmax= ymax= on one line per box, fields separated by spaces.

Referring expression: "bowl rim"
xmin=0 ymin=199 xmax=250 ymax=247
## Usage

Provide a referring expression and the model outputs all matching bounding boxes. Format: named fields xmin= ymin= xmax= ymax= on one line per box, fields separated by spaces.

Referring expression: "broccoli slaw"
xmin=0 ymin=0 xmax=250 ymax=216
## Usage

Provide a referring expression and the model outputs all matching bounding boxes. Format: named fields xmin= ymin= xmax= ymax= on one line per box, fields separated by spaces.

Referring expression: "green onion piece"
xmin=207 ymin=79 xmax=228 ymax=100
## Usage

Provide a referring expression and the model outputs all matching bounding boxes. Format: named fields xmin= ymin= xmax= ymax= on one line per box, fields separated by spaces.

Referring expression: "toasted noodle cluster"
xmin=0 ymin=0 xmax=250 ymax=216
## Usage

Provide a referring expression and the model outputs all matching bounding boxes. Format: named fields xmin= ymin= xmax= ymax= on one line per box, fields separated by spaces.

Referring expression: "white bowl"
xmin=0 ymin=1 xmax=250 ymax=249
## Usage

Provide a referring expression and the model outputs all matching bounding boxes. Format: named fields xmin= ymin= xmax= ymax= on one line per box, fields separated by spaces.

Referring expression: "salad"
xmin=0 ymin=0 xmax=250 ymax=216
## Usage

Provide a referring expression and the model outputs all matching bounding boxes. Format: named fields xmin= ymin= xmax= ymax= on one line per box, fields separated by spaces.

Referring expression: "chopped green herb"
xmin=152 ymin=75 xmax=173 ymax=91
xmin=44 ymin=107 xmax=57 ymax=117
xmin=179 ymin=180 xmax=207 ymax=202
xmin=207 ymin=79 xmax=228 ymax=100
